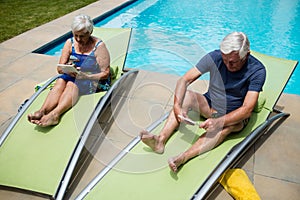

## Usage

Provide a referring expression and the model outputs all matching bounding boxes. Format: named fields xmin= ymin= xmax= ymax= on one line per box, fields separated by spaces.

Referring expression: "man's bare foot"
xmin=33 ymin=113 xmax=59 ymax=127
xmin=140 ymin=130 xmax=165 ymax=154
xmin=28 ymin=111 xmax=44 ymax=122
xmin=168 ymin=153 xmax=186 ymax=173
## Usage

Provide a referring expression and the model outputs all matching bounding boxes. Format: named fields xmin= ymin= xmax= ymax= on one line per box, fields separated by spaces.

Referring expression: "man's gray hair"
xmin=71 ymin=14 xmax=94 ymax=34
xmin=220 ymin=32 xmax=250 ymax=59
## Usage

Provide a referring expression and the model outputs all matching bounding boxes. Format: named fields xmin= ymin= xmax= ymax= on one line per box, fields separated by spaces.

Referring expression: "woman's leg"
xmin=28 ymin=79 xmax=67 ymax=122
xmin=34 ymin=81 xmax=79 ymax=127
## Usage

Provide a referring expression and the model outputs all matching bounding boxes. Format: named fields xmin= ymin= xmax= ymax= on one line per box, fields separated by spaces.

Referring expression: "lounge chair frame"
xmin=54 ymin=69 xmax=139 ymax=200
xmin=0 ymin=75 xmax=60 ymax=147
xmin=74 ymin=109 xmax=290 ymax=200
xmin=75 ymin=111 xmax=170 ymax=200
xmin=192 ymin=109 xmax=290 ymax=199
xmin=0 ymin=28 xmax=133 ymax=200
xmin=0 ymin=69 xmax=139 ymax=200
xmin=74 ymin=52 xmax=298 ymax=200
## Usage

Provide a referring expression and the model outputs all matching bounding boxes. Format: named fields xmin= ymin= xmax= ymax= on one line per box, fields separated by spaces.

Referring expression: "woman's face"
xmin=73 ymin=29 xmax=91 ymax=45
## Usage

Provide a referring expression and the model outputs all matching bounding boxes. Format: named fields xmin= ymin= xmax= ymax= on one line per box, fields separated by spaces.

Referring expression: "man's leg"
xmin=140 ymin=110 xmax=180 ymax=154
xmin=140 ymin=91 xmax=211 ymax=154
xmin=181 ymin=91 xmax=212 ymax=118
xmin=168 ymin=122 xmax=244 ymax=172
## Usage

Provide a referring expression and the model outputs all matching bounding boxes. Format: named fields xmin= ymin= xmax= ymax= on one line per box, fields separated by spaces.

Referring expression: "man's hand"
xmin=200 ymin=117 xmax=224 ymax=133
xmin=178 ymin=115 xmax=198 ymax=126
xmin=173 ymin=103 xmax=183 ymax=123
xmin=173 ymin=67 xmax=202 ymax=123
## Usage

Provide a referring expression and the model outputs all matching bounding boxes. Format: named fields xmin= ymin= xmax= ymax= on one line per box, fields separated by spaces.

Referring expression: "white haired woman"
xmin=28 ymin=14 xmax=111 ymax=127
xmin=140 ymin=32 xmax=266 ymax=172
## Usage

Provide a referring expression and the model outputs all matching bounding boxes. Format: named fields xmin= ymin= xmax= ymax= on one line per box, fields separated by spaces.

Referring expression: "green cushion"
xmin=110 ymin=66 xmax=119 ymax=80
xmin=83 ymin=110 xmax=271 ymax=200
xmin=35 ymin=78 xmax=56 ymax=92
xmin=253 ymin=94 xmax=266 ymax=113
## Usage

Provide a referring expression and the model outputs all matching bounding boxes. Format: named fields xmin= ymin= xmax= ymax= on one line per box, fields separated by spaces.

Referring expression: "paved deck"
xmin=0 ymin=0 xmax=299 ymax=199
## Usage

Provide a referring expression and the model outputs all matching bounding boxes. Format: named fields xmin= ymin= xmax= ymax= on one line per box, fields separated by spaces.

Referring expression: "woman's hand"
xmin=74 ymin=69 xmax=91 ymax=80
xmin=57 ymin=67 xmax=64 ymax=74
xmin=68 ymin=72 xmax=78 ymax=78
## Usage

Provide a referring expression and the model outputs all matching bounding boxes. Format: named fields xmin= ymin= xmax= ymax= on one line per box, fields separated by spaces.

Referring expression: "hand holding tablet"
xmin=57 ymin=64 xmax=80 ymax=74
xmin=178 ymin=115 xmax=199 ymax=126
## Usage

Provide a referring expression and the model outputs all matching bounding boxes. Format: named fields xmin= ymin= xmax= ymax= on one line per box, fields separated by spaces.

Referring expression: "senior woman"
xmin=28 ymin=14 xmax=111 ymax=127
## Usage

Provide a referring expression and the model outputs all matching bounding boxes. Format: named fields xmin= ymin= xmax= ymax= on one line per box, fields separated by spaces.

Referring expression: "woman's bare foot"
xmin=33 ymin=113 xmax=59 ymax=127
xmin=168 ymin=153 xmax=186 ymax=173
xmin=28 ymin=111 xmax=44 ymax=123
xmin=140 ymin=130 xmax=165 ymax=154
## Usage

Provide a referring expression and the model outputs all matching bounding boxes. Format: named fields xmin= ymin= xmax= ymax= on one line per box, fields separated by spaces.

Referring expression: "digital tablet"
xmin=57 ymin=64 xmax=80 ymax=74
xmin=178 ymin=115 xmax=198 ymax=126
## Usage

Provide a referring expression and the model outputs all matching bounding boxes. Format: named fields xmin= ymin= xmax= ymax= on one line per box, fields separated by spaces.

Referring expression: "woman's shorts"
xmin=59 ymin=74 xmax=111 ymax=95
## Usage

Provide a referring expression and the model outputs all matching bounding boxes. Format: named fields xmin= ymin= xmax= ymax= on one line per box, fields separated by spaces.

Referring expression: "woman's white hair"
xmin=220 ymin=32 xmax=250 ymax=59
xmin=71 ymin=14 xmax=94 ymax=34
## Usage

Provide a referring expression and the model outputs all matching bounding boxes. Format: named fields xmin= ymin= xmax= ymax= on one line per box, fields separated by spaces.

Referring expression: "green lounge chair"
xmin=0 ymin=28 xmax=132 ymax=200
xmin=75 ymin=52 xmax=298 ymax=200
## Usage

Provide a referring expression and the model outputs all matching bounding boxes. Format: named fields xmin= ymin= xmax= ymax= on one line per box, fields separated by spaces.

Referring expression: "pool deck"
xmin=0 ymin=0 xmax=299 ymax=199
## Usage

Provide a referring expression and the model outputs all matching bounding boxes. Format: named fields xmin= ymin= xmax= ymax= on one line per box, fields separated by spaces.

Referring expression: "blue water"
xmin=45 ymin=0 xmax=300 ymax=95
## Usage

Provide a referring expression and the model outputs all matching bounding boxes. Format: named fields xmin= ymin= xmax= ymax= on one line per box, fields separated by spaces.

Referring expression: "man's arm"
xmin=223 ymin=91 xmax=259 ymax=126
xmin=173 ymin=67 xmax=202 ymax=120
xmin=200 ymin=91 xmax=259 ymax=132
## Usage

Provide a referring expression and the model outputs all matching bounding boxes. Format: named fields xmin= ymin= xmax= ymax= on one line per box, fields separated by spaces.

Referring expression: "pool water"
xmin=45 ymin=0 xmax=300 ymax=95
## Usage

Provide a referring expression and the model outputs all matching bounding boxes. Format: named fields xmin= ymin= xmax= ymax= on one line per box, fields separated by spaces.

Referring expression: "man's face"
xmin=221 ymin=51 xmax=247 ymax=72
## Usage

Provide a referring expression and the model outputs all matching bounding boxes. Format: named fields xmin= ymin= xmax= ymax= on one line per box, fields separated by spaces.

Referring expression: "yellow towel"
xmin=219 ymin=169 xmax=261 ymax=200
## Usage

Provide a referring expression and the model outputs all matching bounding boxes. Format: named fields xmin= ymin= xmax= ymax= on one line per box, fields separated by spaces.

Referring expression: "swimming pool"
xmin=44 ymin=0 xmax=300 ymax=95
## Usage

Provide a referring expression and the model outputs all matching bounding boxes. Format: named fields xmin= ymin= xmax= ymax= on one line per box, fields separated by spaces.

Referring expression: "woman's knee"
xmin=66 ymin=81 xmax=79 ymax=95
xmin=54 ymin=78 xmax=67 ymax=88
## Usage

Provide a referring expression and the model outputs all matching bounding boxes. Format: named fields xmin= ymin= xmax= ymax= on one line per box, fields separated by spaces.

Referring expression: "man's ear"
xmin=247 ymin=51 xmax=250 ymax=57
xmin=243 ymin=51 xmax=250 ymax=60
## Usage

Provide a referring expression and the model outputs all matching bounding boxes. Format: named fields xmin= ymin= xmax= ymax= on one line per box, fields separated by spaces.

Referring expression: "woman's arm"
xmin=57 ymin=39 xmax=72 ymax=74
xmin=80 ymin=41 xmax=110 ymax=80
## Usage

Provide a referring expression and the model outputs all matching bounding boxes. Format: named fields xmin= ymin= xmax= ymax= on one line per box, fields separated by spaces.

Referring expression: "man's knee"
xmin=186 ymin=90 xmax=205 ymax=105
xmin=230 ymin=121 xmax=246 ymax=133
xmin=183 ymin=90 xmax=198 ymax=107
xmin=185 ymin=90 xmax=195 ymax=100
